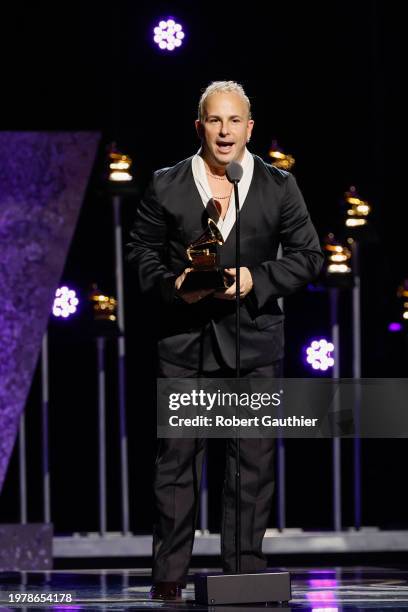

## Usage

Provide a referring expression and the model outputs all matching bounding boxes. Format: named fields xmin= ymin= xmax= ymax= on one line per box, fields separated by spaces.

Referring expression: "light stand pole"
xmin=18 ymin=413 xmax=27 ymax=524
xmin=90 ymin=287 xmax=120 ymax=536
xmin=351 ymin=240 xmax=362 ymax=529
xmin=324 ymin=235 xmax=353 ymax=531
xmin=112 ymin=195 xmax=130 ymax=535
xmin=344 ymin=186 xmax=371 ymax=530
xmin=199 ymin=456 xmax=209 ymax=533
xmin=20 ymin=329 xmax=51 ymax=526
xmin=268 ymin=145 xmax=295 ymax=533
xmin=96 ymin=335 xmax=108 ymax=535
xmin=276 ymin=435 xmax=286 ymax=531
xmin=330 ymin=287 xmax=342 ymax=531
xmin=41 ymin=331 xmax=51 ymax=524
xmin=40 ymin=287 xmax=80 ymax=527
xmin=108 ymin=149 xmax=133 ymax=535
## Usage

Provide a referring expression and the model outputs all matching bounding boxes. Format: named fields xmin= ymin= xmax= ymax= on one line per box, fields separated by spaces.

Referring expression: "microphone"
xmin=226 ymin=161 xmax=243 ymax=184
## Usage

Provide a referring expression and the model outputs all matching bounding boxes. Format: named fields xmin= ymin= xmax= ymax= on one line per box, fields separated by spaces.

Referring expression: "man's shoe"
xmin=149 ymin=581 xmax=184 ymax=601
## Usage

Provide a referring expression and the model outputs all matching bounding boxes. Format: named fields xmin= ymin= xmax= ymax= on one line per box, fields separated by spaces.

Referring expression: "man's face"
xmin=195 ymin=92 xmax=254 ymax=167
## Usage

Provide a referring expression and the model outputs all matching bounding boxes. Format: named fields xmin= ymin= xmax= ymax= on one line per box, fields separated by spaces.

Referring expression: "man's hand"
xmin=175 ymin=268 xmax=215 ymax=304
xmin=214 ymin=267 xmax=253 ymax=300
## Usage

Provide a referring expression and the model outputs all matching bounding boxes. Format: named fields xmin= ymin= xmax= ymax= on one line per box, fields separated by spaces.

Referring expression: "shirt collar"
xmin=192 ymin=147 xmax=253 ymax=200
xmin=191 ymin=147 xmax=255 ymax=241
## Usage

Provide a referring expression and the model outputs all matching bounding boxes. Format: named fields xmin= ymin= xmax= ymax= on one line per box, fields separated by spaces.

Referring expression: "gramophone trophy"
xmin=181 ymin=218 xmax=228 ymax=291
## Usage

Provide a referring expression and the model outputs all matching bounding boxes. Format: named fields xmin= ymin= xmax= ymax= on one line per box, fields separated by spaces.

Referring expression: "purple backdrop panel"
xmin=0 ymin=523 xmax=52 ymax=570
xmin=0 ymin=131 xmax=100 ymax=492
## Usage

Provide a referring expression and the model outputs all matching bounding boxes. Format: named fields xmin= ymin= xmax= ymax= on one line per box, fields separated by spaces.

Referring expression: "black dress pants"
xmin=152 ymin=359 xmax=282 ymax=585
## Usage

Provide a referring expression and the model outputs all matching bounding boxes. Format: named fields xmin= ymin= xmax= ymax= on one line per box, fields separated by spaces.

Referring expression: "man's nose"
xmin=219 ymin=122 xmax=230 ymax=135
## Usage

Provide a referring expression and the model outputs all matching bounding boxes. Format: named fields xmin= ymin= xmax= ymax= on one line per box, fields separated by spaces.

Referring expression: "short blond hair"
xmin=198 ymin=81 xmax=252 ymax=122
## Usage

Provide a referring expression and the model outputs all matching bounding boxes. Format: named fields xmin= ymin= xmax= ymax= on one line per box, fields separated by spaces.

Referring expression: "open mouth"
xmin=216 ymin=141 xmax=235 ymax=153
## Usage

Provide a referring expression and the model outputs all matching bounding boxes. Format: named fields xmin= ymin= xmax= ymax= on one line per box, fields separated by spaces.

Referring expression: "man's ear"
xmin=247 ymin=119 xmax=255 ymax=141
xmin=195 ymin=119 xmax=204 ymax=139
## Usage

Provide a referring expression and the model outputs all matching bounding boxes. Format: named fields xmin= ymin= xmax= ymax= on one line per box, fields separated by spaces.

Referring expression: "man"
xmin=127 ymin=81 xmax=323 ymax=600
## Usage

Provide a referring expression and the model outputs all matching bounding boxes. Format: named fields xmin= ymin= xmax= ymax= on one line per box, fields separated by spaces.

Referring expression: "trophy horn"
xmin=187 ymin=218 xmax=224 ymax=270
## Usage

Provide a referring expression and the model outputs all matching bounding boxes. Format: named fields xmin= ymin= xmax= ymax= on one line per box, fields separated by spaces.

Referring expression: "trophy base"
xmin=182 ymin=268 xmax=227 ymax=291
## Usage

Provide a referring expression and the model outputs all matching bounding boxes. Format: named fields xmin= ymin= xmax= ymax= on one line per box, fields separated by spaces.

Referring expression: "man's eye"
xmin=209 ymin=118 xmax=219 ymax=123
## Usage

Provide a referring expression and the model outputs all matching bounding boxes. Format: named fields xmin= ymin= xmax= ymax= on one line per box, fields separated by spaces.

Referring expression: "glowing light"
xmin=397 ymin=281 xmax=408 ymax=322
xmin=153 ymin=17 xmax=185 ymax=51
xmin=331 ymin=253 xmax=348 ymax=262
xmin=388 ymin=322 xmax=402 ymax=332
xmin=346 ymin=218 xmax=367 ymax=227
xmin=309 ymin=579 xmax=338 ymax=587
xmin=344 ymin=186 xmax=371 ymax=228
xmin=109 ymin=170 xmax=132 ymax=182
xmin=52 ymin=286 xmax=79 ymax=318
xmin=108 ymin=150 xmax=133 ymax=182
xmin=89 ymin=285 xmax=117 ymax=322
xmin=268 ymin=139 xmax=295 ymax=170
xmin=304 ymin=339 xmax=335 ymax=372
xmin=328 ymin=263 xmax=351 ymax=274
xmin=324 ymin=236 xmax=352 ymax=274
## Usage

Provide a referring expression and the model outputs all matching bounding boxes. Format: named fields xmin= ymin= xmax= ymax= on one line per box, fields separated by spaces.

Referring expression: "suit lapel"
xmin=173 ymin=156 xmax=261 ymax=261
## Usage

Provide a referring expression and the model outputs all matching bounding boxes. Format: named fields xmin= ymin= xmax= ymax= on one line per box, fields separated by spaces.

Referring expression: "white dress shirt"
xmin=191 ymin=148 xmax=254 ymax=241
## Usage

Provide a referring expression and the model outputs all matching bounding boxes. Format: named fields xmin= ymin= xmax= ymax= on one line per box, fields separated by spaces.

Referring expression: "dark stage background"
xmin=1 ymin=1 xmax=408 ymax=540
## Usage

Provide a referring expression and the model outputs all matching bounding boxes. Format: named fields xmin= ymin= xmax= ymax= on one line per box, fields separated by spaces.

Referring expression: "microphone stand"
xmin=232 ymin=178 xmax=241 ymax=573
xmin=194 ymin=161 xmax=291 ymax=605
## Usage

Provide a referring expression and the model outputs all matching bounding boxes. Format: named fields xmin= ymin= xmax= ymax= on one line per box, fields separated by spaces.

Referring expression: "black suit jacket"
xmin=127 ymin=154 xmax=324 ymax=370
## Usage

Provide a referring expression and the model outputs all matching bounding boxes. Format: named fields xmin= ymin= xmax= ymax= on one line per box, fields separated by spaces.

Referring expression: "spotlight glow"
xmin=344 ymin=186 xmax=371 ymax=229
xmin=305 ymin=339 xmax=335 ymax=372
xmin=388 ymin=322 xmax=402 ymax=332
xmin=52 ymin=286 xmax=79 ymax=318
xmin=153 ymin=17 xmax=185 ymax=51
xmin=324 ymin=237 xmax=352 ymax=275
xmin=108 ymin=151 xmax=133 ymax=182
xmin=306 ymin=578 xmax=338 ymax=605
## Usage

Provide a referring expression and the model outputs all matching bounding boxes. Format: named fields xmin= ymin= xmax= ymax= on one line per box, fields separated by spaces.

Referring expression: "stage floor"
xmin=2 ymin=566 xmax=408 ymax=610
